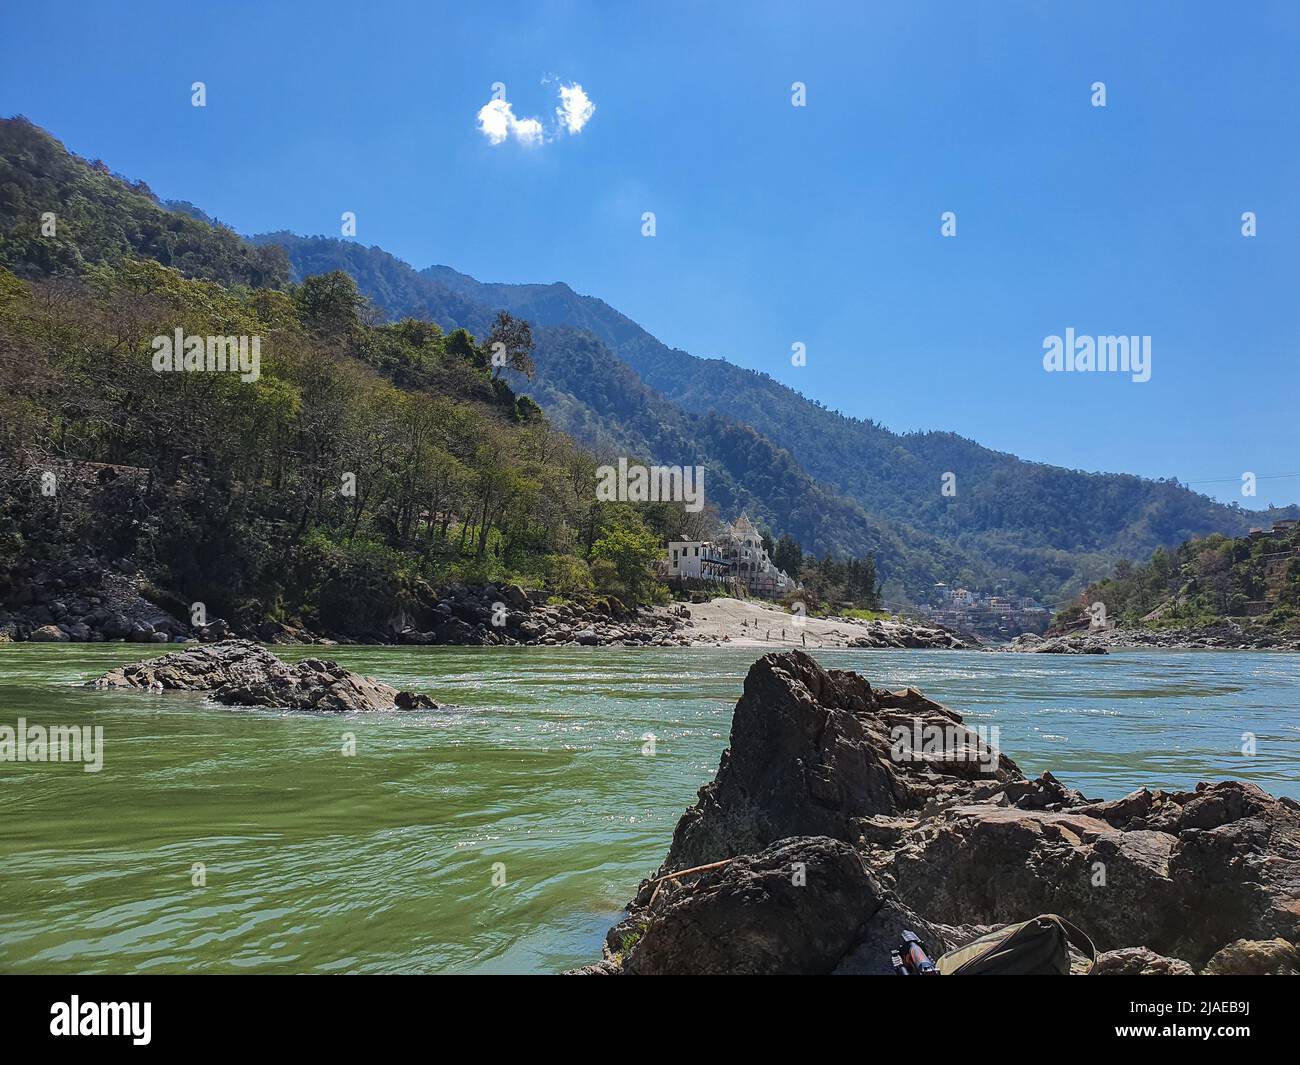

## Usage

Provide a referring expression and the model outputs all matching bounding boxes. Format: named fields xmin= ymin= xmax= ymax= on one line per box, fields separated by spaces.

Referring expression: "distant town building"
xmin=667 ymin=513 xmax=796 ymax=598
xmin=923 ymin=586 xmax=1049 ymax=639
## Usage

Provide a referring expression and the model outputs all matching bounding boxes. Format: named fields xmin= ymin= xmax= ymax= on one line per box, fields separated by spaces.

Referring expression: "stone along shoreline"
xmin=1 ymin=554 xmax=969 ymax=651
xmin=1005 ymin=622 xmax=1300 ymax=653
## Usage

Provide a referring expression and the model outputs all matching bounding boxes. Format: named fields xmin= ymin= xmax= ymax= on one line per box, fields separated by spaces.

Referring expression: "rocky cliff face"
xmin=581 ymin=651 xmax=1300 ymax=975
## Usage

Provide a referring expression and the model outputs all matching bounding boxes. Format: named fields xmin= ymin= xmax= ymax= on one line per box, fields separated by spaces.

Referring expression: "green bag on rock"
xmin=936 ymin=914 xmax=1096 ymax=975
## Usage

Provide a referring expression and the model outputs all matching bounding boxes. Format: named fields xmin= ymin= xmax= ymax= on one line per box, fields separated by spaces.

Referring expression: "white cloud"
xmin=476 ymin=98 xmax=514 ymax=145
xmin=476 ymin=95 xmax=544 ymax=148
xmin=555 ymin=83 xmax=596 ymax=135
xmin=476 ymin=81 xmax=596 ymax=147
xmin=513 ymin=115 xmax=544 ymax=148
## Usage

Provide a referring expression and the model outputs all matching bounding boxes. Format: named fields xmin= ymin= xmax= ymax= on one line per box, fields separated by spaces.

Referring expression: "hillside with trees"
xmin=1056 ymin=522 xmax=1300 ymax=637
xmin=0 ymin=118 xmax=701 ymax=640
xmin=0 ymin=116 xmax=288 ymax=287
xmin=256 ymin=232 xmax=1299 ymax=605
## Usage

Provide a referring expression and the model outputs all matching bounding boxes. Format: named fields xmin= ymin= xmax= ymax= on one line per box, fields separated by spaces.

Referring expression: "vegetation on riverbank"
xmin=0 ymin=118 xmax=716 ymax=637
xmin=1056 ymin=523 xmax=1300 ymax=636
xmin=0 ymin=255 xmax=689 ymax=635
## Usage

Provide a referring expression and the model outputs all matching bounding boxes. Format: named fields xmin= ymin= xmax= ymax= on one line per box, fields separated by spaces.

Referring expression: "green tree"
xmin=295 ymin=271 xmax=366 ymax=336
xmin=772 ymin=533 xmax=802 ymax=577
xmin=485 ymin=310 xmax=535 ymax=380
xmin=591 ymin=506 xmax=664 ymax=604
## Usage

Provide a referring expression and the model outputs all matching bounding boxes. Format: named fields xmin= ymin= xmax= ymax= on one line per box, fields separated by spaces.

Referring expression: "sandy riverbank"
xmin=669 ymin=598 xmax=971 ymax=650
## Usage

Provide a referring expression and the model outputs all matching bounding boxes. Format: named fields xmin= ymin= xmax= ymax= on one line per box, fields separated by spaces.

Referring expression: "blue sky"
xmin=3 ymin=0 xmax=1297 ymax=508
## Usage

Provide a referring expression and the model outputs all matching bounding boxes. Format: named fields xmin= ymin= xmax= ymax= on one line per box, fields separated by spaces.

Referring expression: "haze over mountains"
xmin=251 ymin=231 xmax=1297 ymax=603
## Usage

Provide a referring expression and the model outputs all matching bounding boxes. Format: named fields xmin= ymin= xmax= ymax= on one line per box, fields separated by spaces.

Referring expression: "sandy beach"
xmin=672 ymin=597 xmax=969 ymax=650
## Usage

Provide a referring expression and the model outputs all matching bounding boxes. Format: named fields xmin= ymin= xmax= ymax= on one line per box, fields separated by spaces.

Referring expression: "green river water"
xmin=1 ymin=643 xmax=1297 ymax=974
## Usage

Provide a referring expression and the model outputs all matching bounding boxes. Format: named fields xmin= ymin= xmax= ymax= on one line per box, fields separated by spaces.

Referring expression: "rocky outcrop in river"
xmin=577 ymin=651 xmax=1300 ymax=975
xmin=1000 ymin=632 xmax=1109 ymax=654
xmin=91 ymin=640 xmax=438 ymax=712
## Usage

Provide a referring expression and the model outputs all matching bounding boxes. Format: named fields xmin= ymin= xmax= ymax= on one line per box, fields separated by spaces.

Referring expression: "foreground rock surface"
xmin=623 ymin=836 xmax=951 ymax=975
xmin=91 ymin=640 xmax=438 ymax=712
xmin=581 ymin=650 xmax=1300 ymax=975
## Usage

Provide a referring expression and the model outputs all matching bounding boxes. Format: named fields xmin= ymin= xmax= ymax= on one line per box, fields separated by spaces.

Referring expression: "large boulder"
xmin=29 ymin=624 xmax=69 ymax=642
xmin=583 ymin=651 xmax=1300 ymax=975
xmin=882 ymin=804 xmax=1184 ymax=956
xmin=663 ymin=651 xmax=1019 ymax=872
xmin=90 ymin=640 xmax=439 ymax=712
xmin=431 ymin=617 xmax=491 ymax=646
xmin=501 ymin=584 xmax=530 ymax=609
xmin=100 ymin=613 xmax=133 ymax=640
xmin=1201 ymin=938 xmax=1299 ymax=975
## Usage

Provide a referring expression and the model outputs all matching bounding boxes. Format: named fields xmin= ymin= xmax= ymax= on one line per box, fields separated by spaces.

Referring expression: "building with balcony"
xmin=666 ymin=513 xmax=796 ymax=598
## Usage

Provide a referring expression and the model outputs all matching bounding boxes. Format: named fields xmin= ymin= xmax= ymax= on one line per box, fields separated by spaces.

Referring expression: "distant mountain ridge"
xmin=253 ymin=232 xmax=1297 ymax=603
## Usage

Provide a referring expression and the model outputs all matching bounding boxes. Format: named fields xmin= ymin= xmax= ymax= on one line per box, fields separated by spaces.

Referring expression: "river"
xmin=1 ymin=644 xmax=1296 ymax=973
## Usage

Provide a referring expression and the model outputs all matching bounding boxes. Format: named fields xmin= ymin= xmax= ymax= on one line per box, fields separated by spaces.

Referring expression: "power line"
xmin=1182 ymin=472 xmax=1300 ymax=485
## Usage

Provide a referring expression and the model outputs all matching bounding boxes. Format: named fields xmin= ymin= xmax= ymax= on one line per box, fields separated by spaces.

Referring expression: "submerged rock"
xmin=90 ymin=639 xmax=439 ymax=712
xmin=579 ymin=650 xmax=1300 ymax=975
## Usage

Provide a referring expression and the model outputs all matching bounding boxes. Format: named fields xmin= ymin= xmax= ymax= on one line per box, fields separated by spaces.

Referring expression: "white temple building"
xmin=667 ymin=513 xmax=796 ymax=598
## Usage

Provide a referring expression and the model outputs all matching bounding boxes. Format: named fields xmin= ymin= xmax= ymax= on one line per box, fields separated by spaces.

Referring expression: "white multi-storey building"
xmin=667 ymin=513 xmax=796 ymax=597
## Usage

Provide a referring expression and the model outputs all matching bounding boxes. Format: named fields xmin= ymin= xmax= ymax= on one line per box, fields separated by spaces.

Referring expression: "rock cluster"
xmin=582 ymin=651 xmax=1300 ymax=975
xmin=1099 ymin=622 xmax=1300 ymax=651
xmin=1001 ymin=632 xmax=1108 ymax=654
xmin=0 ymin=557 xmax=196 ymax=645
xmin=0 ymin=556 xmax=687 ymax=648
xmin=393 ymin=583 xmax=689 ymax=648
xmin=1007 ymin=623 xmax=1300 ymax=653
xmin=90 ymin=640 xmax=438 ymax=712
xmin=840 ymin=619 xmax=973 ymax=650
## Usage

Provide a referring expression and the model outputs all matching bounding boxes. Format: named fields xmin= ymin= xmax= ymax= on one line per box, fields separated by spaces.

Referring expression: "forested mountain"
xmin=257 ymin=232 xmax=1298 ymax=603
xmin=0 ymin=117 xmax=686 ymax=639
xmin=520 ymin=325 xmax=986 ymax=594
xmin=0 ymin=116 xmax=288 ymax=287
xmin=253 ymin=235 xmax=1001 ymax=595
